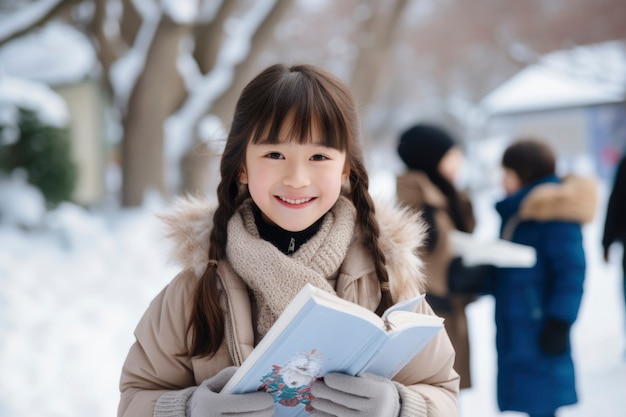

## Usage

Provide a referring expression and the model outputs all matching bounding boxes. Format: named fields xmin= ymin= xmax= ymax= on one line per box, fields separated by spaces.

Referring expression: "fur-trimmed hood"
xmin=519 ymin=174 xmax=598 ymax=224
xmin=158 ymin=197 xmax=428 ymax=298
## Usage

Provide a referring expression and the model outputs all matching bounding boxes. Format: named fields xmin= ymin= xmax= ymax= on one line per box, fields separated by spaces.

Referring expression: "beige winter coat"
xmin=117 ymin=197 xmax=459 ymax=417
xmin=396 ymin=171 xmax=476 ymax=389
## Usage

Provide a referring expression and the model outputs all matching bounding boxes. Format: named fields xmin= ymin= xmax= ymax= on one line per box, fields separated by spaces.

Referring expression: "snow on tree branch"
xmin=161 ymin=0 xmax=198 ymax=25
xmin=109 ymin=0 xmax=161 ymax=111
xmin=0 ymin=0 xmax=67 ymax=45
xmin=163 ymin=0 xmax=277 ymax=193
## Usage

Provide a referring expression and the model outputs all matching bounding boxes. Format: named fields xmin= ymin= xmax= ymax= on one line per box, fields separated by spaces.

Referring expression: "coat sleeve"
xmin=392 ymin=299 xmax=460 ymax=416
xmin=603 ymin=156 xmax=626 ymax=250
xmin=117 ymin=273 xmax=197 ymax=417
xmin=542 ymin=223 xmax=586 ymax=323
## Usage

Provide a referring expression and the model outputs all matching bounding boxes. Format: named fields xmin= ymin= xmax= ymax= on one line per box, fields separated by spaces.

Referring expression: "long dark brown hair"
xmin=185 ymin=63 xmax=394 ymax=358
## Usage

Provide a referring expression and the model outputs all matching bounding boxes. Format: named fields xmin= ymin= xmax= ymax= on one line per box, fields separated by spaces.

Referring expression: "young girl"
xmin=117 ymin=64 xmax=459 ymax=417
xmin=494 ymin=139 xmax=596 ymax=417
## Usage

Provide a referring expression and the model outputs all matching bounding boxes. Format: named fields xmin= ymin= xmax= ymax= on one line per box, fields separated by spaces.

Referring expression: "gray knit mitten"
xmin=310 ymin=372 xmax=401 ymax=417
xmin=187 ymin=367 xmax=274 ymax=417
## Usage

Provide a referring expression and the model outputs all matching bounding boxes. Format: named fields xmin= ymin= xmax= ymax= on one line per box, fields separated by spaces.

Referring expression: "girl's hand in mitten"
xmin=187 ymin=366 xmax=274 ymax=417
xmin=310 ymin=372 xmax=400 ymax=417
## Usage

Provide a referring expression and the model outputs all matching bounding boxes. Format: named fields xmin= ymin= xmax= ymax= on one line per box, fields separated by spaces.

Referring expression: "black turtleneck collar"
xmin=252 ymin=203 xmax=326 ymax=255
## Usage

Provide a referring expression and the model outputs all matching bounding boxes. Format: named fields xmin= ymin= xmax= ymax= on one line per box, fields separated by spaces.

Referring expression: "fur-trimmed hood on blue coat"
xmin=497 ymin=174 xmax=597 ymax=228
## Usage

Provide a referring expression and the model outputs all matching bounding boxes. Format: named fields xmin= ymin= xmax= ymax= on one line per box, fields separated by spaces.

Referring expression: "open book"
xmin=222 ymin=284 xmax=443 ymax=417
xmin=449 ymin=230 xmax=536 ymax=268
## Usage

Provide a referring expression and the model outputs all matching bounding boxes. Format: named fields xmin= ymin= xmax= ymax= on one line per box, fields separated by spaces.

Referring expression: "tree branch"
xmin=192 ymin=0 xmax=242 ymax=74
xmin=0 ymin=0 xmax=81 ymax=47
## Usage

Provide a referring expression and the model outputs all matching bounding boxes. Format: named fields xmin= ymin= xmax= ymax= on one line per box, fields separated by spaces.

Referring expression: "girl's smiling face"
xmin=239 ymin=129 xmax=349 ymax=232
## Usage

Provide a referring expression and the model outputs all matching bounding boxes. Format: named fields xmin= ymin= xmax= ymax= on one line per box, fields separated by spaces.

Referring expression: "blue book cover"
xmin=221 ymin=284 xmax=443 ymax=417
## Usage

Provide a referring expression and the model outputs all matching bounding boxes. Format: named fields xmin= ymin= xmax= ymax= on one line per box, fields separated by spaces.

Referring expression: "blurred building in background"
xmin=0 ymin=22 xmax=107 ymax=206
xmin=481 ymin=41 xmax=626 ymax=181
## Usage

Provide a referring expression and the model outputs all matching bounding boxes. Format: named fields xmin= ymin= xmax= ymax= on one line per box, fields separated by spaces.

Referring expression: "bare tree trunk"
xmin=209 ymin=0 xmax=293 ymax=128
xmin=174 ymin=0 xmax=242 ymax=197
xmin=178 ymin=0 xmax=293 ymax=197
xmin=88 ymin=0 xmax=124 ymax=96
xmin=193 ymin=0 xmax=242 ymax=74
xmin=120 ymin=0 xmax=142 ymax=46
xmin=121 ymin=14 xmax=187 ymax=207
xmin=0 ymin=0 xmax=81 ymax=46
xmin=349 ymin=0 xmax=408 ymax=141
xmin=179 ymin=142 xmax=220 ymax=198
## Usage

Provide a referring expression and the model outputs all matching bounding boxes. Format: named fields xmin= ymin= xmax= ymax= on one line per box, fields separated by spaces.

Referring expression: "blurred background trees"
xmin=0 ymin=107 xmax=77 ymax=206
xmin=1 ymin=0 xmax=625 ymax=207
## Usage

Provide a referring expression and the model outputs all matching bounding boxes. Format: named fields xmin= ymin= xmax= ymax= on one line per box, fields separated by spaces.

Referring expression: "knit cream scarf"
xmin=226 ymin=196 xmax=356 ymax=337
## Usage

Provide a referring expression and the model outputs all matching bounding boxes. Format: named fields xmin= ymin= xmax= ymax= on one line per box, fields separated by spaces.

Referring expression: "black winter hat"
xmin=397 ymin=124 xmax=457 ymax=175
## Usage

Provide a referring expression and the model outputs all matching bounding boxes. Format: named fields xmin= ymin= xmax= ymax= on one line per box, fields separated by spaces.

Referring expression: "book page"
xmin=381 ymin=293 xmax=426 ymax=321
xmin=360 ymin=311 xmax=443 ymax=378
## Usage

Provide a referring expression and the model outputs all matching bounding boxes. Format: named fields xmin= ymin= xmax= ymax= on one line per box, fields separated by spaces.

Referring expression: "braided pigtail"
xmin=186 ymin=177 xmax=244 ymax=358
xmin=349 ymin=159 xmax=394 ymax=316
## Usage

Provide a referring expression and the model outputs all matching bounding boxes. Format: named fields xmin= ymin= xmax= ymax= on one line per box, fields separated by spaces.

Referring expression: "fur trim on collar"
xmin=158 ymin=196 xmax=428 ymax=293
xmin=519 ymin=175 xmax=598 ymax=224
xmin=158 ymin=196 xmax=217 ymax=278
xmin=372 ymin=201 xmax=427 ymax=295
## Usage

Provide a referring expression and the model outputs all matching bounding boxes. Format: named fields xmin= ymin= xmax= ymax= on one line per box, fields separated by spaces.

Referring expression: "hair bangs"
xmin=250 ymin=69 xmax=350 ymax=151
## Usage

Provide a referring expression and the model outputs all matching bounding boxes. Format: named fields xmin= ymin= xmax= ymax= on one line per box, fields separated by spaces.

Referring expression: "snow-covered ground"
xmin=0 ymin=176 xmax=624 ymax=417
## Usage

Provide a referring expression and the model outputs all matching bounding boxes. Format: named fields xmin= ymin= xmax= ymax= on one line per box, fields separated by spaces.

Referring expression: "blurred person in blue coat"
xmin=451 ymin=138 xmax=597 ymax=417
xmin=496 ymin=139 xmax=597 ymax=417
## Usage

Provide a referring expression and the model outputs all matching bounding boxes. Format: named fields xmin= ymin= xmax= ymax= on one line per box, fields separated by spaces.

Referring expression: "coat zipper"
xmin=220 ymin=277 xmax=244 ymax=366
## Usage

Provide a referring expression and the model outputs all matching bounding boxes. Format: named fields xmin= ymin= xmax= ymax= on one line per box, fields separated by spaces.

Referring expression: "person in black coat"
xmin=602 ymin=153 xmax=626 ymax=331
